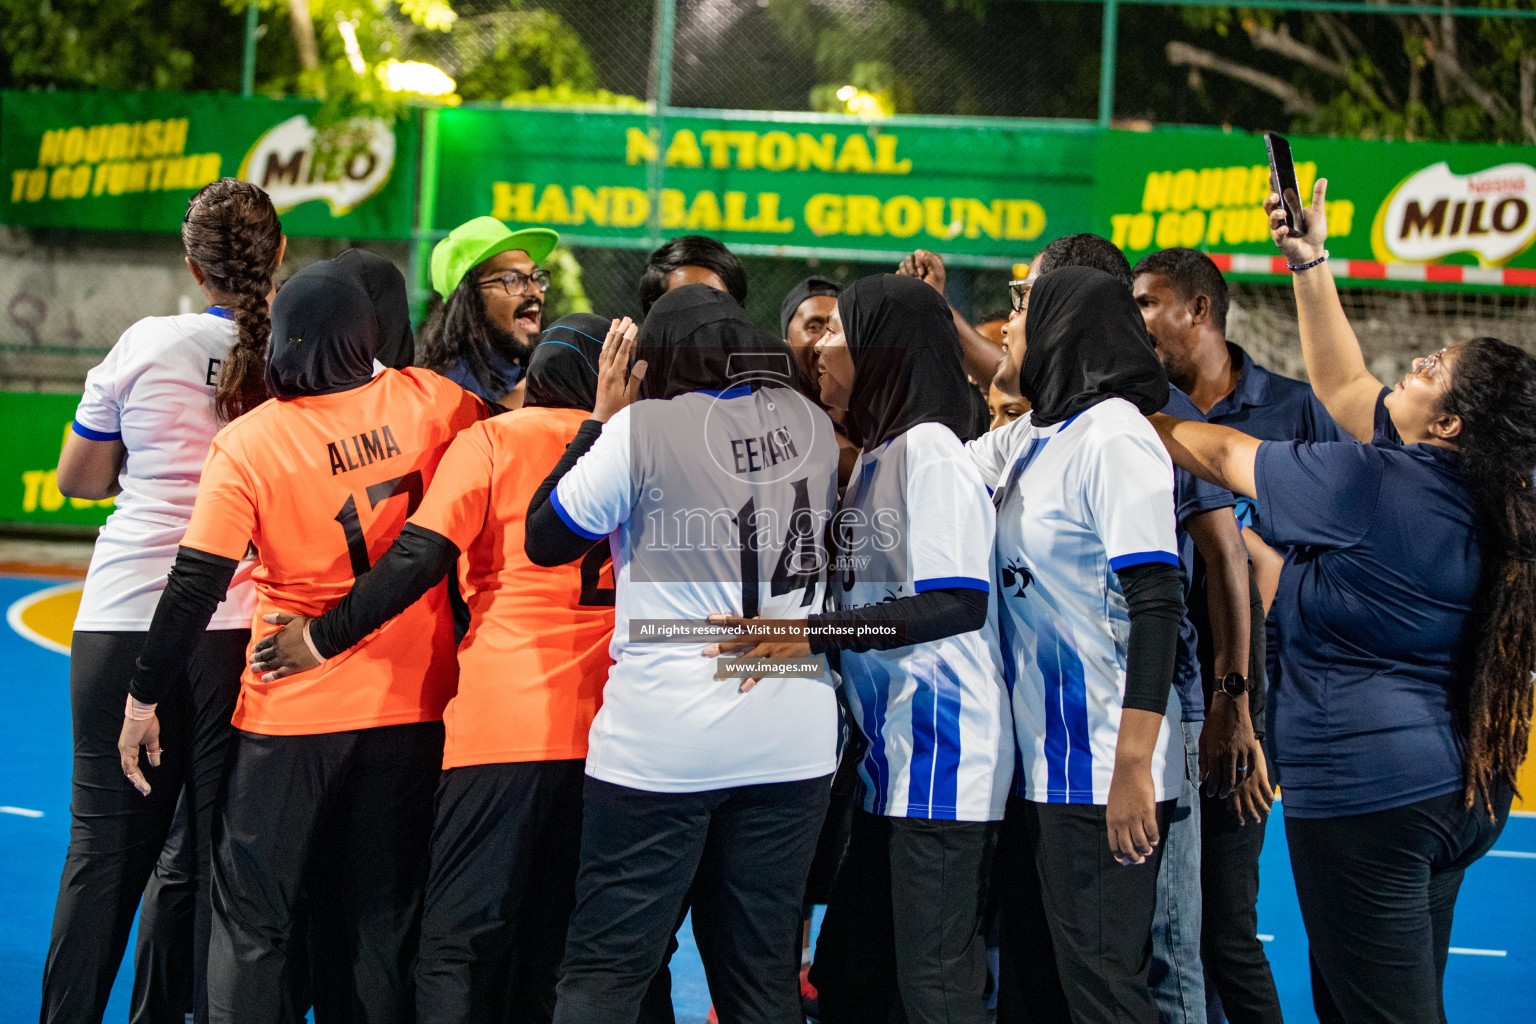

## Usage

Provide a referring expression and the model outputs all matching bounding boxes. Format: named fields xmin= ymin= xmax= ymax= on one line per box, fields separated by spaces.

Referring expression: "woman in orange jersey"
xmin=248 ymin=314 xmax=619 ymax=1024
xmin=116 ymin=254 xmax=485 ymax=1024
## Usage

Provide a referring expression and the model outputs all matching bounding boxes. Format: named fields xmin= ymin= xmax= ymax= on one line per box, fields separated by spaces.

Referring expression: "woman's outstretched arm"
xmin=1150 ymin=414 xmax=1261 ymax=499
xmin=1266 ymin=178 xmax=1382 ymax=443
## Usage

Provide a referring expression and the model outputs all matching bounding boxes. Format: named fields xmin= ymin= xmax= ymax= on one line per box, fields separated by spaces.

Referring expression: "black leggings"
xmin=42 ymin=628 xmax=247 ymax=1024
xmin=1284 ymin=783 xmax=1513 ymax=1024
xmin=553 ymin=774 xmax=831 ymax=1024
xmin=208 ymin=722 xmax=443 ymax=1024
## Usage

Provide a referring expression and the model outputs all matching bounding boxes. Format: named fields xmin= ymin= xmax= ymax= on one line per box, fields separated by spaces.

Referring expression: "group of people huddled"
xmin=40 ymin=172 xmax=1535 ymax=1024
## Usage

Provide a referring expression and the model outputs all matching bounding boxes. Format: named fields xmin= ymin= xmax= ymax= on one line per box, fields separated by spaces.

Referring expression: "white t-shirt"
xmin=967 ymin=399 xmax=1183 ymax=805
xmin=552 ymin=384 xmax=841 ymax=793
xmin=73 ymin=309 xmax=256 ymax=631
xmin=832 ymin=423 xmax=1012 ymax=821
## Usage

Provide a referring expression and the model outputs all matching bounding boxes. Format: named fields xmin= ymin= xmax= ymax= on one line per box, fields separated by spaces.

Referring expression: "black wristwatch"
xmin=1218 ymin=673 xmax=1249 ymax=699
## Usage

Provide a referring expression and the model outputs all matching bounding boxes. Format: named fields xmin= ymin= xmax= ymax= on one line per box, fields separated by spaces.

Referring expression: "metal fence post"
xmin=646 ymin=0 xmax=678 ymax=251
xmin=410 ymin=107 xmax=442 ymax=321
xmin=1098 ymin=0 xmax=1119 ymax=128
xmin=241 ymin=1 xmax=259 ymax=98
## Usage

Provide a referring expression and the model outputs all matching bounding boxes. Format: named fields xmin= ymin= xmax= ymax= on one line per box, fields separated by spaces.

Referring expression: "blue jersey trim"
xmin=71 ymin=421 xmax=122 ymax=442
xmin=915 ymin=576 xmax=990 ymax=594
xmin=906 ymin=658 xmax=964 ymax=820
xmin=550 ymin=484 xmax=607 ymax=541
xmin=1034 ymin=616 xmax=1093 ymax=804
xmin=1108 ymin=550 xmax=1181 ymax=571
xmin=850 ymin=660 xmax=893 ymax=813
xmin=205 ymin=305 xmax=236 ymax=321
xmin=696 ymin=384 xmax=752 ymax=400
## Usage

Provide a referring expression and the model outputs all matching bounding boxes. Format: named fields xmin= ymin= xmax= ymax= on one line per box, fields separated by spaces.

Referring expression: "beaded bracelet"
xmin=1287 ymin=250 xmax=1329 ymax=273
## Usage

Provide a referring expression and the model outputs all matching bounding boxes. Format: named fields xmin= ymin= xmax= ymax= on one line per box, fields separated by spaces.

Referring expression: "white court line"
xmin=1510 ymin=810 xmax=1536 ymax=819
xmin=1487 ymin=850 xmax=1536 ymax=859
xmin=1448 ymin=948 xmax=1507 ymax=957
xmin=0 ymin=806 xmax=44 ymax=818
xmin=4 ymin=580 xmax=80 ymax=657
xmin=1257 ymin=934 xmax=1274 ymax=942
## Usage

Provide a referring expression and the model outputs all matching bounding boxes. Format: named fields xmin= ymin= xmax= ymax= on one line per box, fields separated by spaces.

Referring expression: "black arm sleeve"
xmin=806 ymin=587 xmax=988 ymax=655
xmin=1115 ymin=562 xmax=1186 ymax=715
xmin=525 ymin=419 xmax=605 ymax=567
xmin=1247 ymin=569 xmax=1267 ymax=739
xmin=306 ymin=524 xmax=460 ymax=659
xmin=127 ymin=546 xmax=239 ymax=705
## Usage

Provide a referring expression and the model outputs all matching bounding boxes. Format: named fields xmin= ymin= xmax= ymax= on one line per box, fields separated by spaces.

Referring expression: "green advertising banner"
xmin=432 ymin=108 xmax=1536 ymax=283
xmin=1 ymin=90 xmax=416 ymax=239
xmin=0 ymin=393 xmax=113 ymax=529
xmin=431 ymin=108 xmax=1100 ymax=266
xmin=4 ymin=90 xmax=1534 ymax=285
xmin=1094 ymin=127 xmax=1536 ymax=285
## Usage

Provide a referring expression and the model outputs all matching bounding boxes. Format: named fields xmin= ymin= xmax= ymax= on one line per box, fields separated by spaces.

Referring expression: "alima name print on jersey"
xmin=327 ymin=424 xmax=403 ymax=475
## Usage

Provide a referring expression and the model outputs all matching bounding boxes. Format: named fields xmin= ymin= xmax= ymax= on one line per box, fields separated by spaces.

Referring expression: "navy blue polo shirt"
xmin=1164 ymin=385 xmax=1237 ymax=724
xmin=1205 ymin=344 xmax=1344 ymax=538
xmin=1252 ymin=389 xmax=1478 ymax=817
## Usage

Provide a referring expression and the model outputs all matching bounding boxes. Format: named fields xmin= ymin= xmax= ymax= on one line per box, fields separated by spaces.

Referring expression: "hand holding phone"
xmin=1265 ymin=132 xmax=1306 ymax=235
xmin=1263 ymin=133 xmax=1329 ymax=266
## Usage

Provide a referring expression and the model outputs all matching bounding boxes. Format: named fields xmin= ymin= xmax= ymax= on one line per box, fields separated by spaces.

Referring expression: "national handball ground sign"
xmin=431 ymin=107 xmax=1100 ymax=264
xmin=0 ymin=90 xmax=416 ymax=239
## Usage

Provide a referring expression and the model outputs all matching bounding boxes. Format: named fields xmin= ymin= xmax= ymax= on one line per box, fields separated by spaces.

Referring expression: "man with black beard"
xmin=420 ymin=216 xmax=559 ymax=407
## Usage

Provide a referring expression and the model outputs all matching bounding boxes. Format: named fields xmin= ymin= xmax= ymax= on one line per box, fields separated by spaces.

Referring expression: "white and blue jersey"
xmin=551 ymin=384 xmax=842 ymax=794
xmin=967 ymin=398 xmax=1184 ymax=806
xmin=832 ymin=423 xmax=1012 ymax=822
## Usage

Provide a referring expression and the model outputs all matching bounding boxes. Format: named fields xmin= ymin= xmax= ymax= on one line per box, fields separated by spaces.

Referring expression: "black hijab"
xmin=525 ymin=313 xmax=606 ymax=411
xmin=638 ymin=284 xmax=798 ymax=400
xmin=266 ymin=257 xmax=380 ymax=399
xmin=335 ymin=248 xmax=413 ymax=369
xmin=1018 ymin=266 xmax=1168 ymax=427
xmin=839 ymin=274 xmax=976 ymax=450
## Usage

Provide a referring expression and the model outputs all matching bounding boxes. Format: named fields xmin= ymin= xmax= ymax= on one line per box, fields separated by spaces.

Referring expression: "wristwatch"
xmin=1218 ymin=673 xmax=1248 ymax=699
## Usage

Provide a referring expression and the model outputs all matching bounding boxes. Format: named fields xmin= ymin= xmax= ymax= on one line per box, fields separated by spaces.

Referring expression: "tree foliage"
xmin=2 ymin=0 xmax=1534 ymax=145
xmin=1158 ymin=1 xmax=1536 ymax=143
xmin=0 ymin=0 xmax=244 ymax=92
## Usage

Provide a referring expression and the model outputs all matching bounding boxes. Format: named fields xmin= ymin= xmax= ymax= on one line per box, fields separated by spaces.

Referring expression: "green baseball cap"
xmin=430 ymin=216 xmax=560 ymax=299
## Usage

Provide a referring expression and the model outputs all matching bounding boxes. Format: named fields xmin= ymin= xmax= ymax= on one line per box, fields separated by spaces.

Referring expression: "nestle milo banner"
xmin=0 ymin=393 xmax=113 ymax=529
xmin=1 ymin=90 xmax=415 ymax=239
xmin=431 ymin=108 xmax=1099 ymax=264
xmin=1094 ymin=127 xmax=1536 ymax=274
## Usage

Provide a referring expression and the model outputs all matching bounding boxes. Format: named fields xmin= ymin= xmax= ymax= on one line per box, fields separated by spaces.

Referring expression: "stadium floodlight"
xmin=380 ymin=60 xmax=456 ymax=97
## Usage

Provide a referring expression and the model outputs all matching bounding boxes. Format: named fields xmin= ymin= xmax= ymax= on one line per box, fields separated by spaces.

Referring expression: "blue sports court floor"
xmin=2 ymin=571 xmax=1531 ymax=1022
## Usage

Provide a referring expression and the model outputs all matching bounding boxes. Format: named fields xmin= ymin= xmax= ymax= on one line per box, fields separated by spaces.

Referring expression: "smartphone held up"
xmin=1265 ymin=132 xmax=1307 ymax=235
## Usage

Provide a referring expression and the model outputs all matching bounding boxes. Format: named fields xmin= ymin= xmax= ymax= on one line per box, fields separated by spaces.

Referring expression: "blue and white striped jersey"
xmin=833 ymin=423 xmax=1013 ymax=822
xmin=968 ymin=398 xmax=1184 ymax=806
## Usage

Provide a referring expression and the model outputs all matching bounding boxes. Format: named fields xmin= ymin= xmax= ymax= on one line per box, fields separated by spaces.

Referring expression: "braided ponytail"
xmin=1441 ymin=336 xmax=1536 ymax=813
xmin=182 ymin=179 xmax=284 ymax=422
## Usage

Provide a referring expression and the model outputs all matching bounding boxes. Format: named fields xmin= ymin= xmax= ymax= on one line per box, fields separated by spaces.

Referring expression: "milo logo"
xmin=238 ymin=115 xmax=394 ymax=217
xmin=1372 ymin=161 xmax=1536 ymax=266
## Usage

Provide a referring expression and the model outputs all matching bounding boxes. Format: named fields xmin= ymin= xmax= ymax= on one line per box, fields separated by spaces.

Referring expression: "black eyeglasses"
xmin=1008 ymin=279 xmax=1031 ymax=315
xmin=478 ymin=269 xmax=551 ymax=297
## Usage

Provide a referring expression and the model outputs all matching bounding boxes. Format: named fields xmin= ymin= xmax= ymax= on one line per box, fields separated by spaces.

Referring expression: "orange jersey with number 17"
xmin=181 ymin=367 xmax=486 ymax=736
